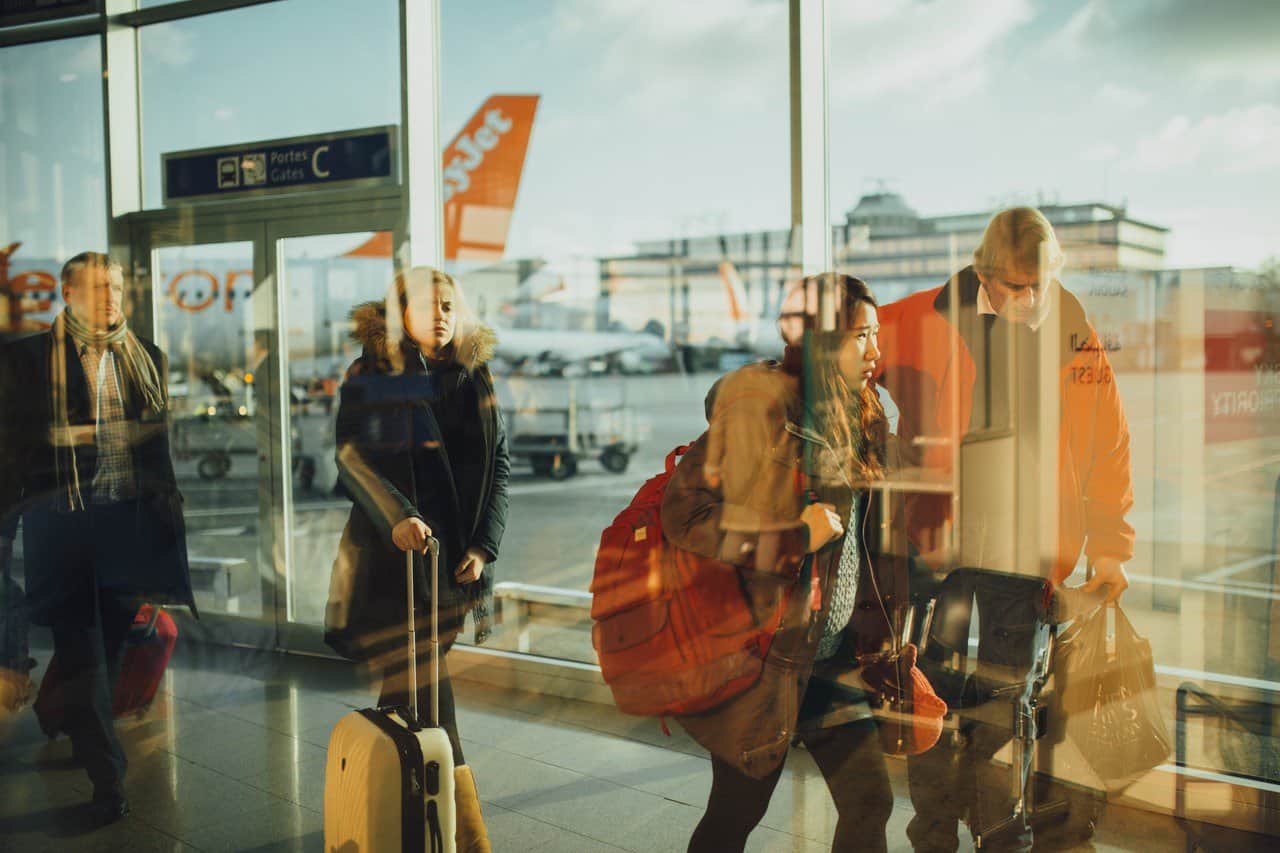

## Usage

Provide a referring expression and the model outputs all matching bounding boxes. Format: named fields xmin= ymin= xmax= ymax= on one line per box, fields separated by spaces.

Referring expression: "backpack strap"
xmin=665 ymin=445 xmax=690 ymax=474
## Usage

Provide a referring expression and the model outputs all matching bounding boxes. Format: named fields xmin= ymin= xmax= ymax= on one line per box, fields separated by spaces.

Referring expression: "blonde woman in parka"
xmin=325 ymin=267 xmax=508 ymax=853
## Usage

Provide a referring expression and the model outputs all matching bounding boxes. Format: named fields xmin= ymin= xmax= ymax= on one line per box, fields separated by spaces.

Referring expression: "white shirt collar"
xmin=976 ymin=282 xmax=997 ymax=318
xmin=976 ymin=282 xmax=1047 ymax=332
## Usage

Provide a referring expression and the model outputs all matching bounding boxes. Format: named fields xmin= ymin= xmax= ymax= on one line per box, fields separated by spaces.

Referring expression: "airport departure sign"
xmin=162 ymin=126 xmax=398 ymax=204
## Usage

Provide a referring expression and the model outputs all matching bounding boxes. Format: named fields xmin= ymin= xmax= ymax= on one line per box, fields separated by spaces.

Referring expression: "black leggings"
xmin=688 ymin=719 xmax=893 ymax=853
xmin=377 ymin=645 xmax=465 ymax=767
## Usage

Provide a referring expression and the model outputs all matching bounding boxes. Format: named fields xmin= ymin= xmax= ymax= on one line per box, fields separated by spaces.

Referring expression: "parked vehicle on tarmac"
xmin=500 ymin=377 xmax=638 ymax=480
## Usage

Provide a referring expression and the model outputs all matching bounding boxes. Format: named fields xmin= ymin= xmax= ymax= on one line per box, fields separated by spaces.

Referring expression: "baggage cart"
xmin=502 ymin=378 xmax=638 ymax=480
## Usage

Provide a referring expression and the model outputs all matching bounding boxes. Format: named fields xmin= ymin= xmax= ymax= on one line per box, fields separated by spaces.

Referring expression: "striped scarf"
xmin=49 ymin=308 xmax=166 ymax=510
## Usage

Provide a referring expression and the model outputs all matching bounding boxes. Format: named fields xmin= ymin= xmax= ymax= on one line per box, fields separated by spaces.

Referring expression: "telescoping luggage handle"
xmin=405 ymin=537 xmax=441 ymax=729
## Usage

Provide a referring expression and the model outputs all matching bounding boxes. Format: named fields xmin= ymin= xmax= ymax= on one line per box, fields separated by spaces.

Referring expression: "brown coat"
xmin=660 ymin=359 xmax=908 ymax=778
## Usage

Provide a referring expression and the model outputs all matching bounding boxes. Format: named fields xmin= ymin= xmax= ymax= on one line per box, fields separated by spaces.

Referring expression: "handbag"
xmin=857 ymin=643 xmax=948 ymax=755
xmin=1054 ymin=604 xmax=1170 ymax=790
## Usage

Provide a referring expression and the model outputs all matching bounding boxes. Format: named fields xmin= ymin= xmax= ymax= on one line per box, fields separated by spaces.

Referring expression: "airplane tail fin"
xmin=718 ymin=261 xmax=751 ymax=324
xmin=443 ymin=94 xmax=539 ymax=262
xmin=343 ymin=94 xmax=539 ymax=262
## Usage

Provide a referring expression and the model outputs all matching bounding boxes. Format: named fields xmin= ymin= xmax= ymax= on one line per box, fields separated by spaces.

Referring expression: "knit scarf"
xmin=49 ymin=308 xmax=166 ymax=510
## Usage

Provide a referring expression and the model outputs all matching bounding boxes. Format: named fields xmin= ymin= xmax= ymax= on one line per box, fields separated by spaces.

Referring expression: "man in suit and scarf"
xmin=0 ymin=252 xmax=195 ymax=825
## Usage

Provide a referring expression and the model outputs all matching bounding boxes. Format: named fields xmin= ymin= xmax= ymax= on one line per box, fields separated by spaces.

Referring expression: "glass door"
xmin=131 ymin=208 xmax=401 ymax=652
xmin=139 ymin=221 xmax=279 ymax=632
xmin=267 ymin=216 xmax=400 ymax=651
xmin=271 ymin=227 xmax=397 ymax=629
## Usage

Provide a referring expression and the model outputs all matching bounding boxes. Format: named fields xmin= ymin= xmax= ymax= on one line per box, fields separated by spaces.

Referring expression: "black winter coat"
xmin=0 ymin=330 xmax=196 ymax=624
xmin=324 ymin=303 xmax=509 ymax=661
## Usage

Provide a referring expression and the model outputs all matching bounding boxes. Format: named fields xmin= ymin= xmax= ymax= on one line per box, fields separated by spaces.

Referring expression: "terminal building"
xmin=599 ymin=191 xmax=1170 ymax=347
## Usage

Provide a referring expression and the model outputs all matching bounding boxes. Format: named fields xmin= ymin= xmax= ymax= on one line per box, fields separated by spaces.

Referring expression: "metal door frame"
xmin=126 ymin=192 xmax=402 ymax=652
xmin=266 ymin=210 xmax=402 ymax=654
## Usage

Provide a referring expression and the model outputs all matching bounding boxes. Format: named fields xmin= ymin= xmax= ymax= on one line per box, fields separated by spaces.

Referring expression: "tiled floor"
xmin=0 ymin=634 xmax=1273 ymax=852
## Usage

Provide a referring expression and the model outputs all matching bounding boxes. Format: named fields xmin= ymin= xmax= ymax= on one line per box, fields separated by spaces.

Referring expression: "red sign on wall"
xmin=1205 ymin=309 xmax=1280 ymax=443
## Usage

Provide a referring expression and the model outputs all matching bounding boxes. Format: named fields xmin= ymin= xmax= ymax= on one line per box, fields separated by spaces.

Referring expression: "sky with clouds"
xmin=457 ymin=0 xmax=1280 ymax=269
xmin=2 ymin=0 xmax=1276 ymax=270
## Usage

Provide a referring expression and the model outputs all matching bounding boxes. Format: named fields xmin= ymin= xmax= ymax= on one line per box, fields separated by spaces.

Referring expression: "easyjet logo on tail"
xmin=443 ymin=107 xmax=514 ymax=201
xmin=443 ymin=94 xmax=539 ymax=262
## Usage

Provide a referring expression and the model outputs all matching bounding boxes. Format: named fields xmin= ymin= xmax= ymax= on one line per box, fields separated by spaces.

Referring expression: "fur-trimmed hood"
xmin=349 ymin=300 xmax=497 ymax=372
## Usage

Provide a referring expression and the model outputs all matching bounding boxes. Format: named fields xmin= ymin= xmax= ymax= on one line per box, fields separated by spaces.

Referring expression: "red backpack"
xmin=590 ymin=444 xmax=788 ymax=718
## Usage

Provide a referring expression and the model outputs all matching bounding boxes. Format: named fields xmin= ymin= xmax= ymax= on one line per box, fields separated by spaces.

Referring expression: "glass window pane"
xmin=0 ymin=35 xmax=106 ymax=337
xmin=138 ymin=0 xmax=399 ymax=209
xmin=827 ymin=1 xmax=1280 ymax=796
xmin=440 ymin=0 xmax=790 ymax=661
xmin=280 ymin=232 xmax=394 ymax=626
xmin=154 ymin=240 xmax=267 ymax=619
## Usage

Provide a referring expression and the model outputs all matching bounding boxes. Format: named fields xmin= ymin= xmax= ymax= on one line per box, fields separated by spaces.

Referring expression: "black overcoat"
xmin=325 ymin=303 xmax=509 ymax=661
xmin=0 ymin=330 xmax=196 ymax=624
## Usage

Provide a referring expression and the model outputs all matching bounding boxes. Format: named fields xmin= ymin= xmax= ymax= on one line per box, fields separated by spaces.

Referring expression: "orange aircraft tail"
xmin=443 ymin=94 xmax=539 ymax=261
xmin=718 ymin=261 xmax=751 ymax=324
xmin=345 ymin=94 xmax=539 ymax=262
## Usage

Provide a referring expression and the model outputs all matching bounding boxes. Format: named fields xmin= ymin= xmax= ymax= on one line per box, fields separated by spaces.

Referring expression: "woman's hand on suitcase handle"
xmin=456 ymin=547 xmax=487 ymax=584
xmin=801 ymin=502 xmax=843 ymax=553
xmin=392 ymin=517 xmax=433 ymax=553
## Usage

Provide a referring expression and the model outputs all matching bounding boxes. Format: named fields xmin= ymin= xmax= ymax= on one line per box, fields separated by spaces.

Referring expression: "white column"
xmin=400 ymin=0 xmax=444 ymax=269
xmin=101 ymin=2 xmax=146 ymax=332
xmin=790 ymin=0 xmax=830 ymax=279
xmin=102 ymin=0 xmax=142 ymax=219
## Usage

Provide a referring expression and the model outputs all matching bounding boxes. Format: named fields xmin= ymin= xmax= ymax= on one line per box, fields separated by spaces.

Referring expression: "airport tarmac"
xmin=167 ymin=372 xmax=721 ymax=651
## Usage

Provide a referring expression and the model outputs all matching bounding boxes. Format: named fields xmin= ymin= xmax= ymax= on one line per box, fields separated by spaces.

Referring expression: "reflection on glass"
xmin=825 ymin=0 xmax=1280 ymax=814
xmin=439 ymin=0 xmax=789 ymax=663
xmin=153 ymin=242 xmax=264 ymax=619
xmin=280 ymin=233 xmax=393 ymax=626
xmin=0 ymin=36 xmax=106 ymax=340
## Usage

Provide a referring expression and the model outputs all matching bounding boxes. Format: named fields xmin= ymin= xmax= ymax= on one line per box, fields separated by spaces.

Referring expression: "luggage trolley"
xmin=172 ymin=410 xmax=258 ymax=481
xmin=503 ymin=378 xmax=638 ymax=480
xmin=906 ymin=568 xmax=1107 ymax=848
xmin=172 ymin=411 xmax=315 ymax=489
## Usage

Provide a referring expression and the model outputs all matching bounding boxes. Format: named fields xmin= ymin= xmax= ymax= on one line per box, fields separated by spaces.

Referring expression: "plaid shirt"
xmin=77 ymin=343 xmax=135 ymax=504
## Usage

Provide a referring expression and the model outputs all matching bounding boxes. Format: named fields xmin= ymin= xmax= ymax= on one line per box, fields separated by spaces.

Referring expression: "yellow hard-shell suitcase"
xmin=324 ymin=539 xmax=456 ymax=852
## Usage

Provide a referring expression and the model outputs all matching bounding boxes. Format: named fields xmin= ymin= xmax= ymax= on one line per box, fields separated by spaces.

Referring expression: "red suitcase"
xmin=34 ymin=604 xmax=177 ymax=738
